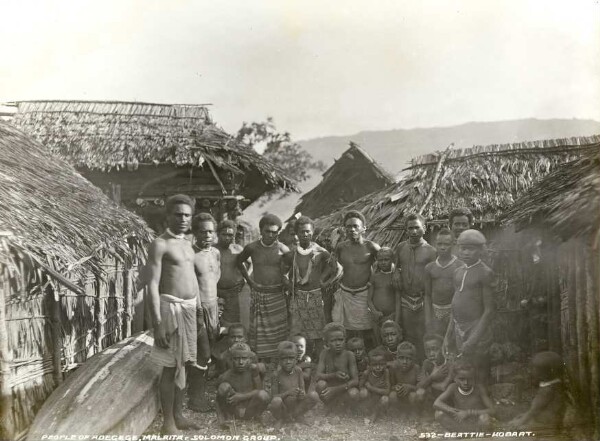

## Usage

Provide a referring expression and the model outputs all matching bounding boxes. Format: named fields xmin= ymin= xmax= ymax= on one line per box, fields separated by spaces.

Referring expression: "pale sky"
xmin=1 ymin=0 xmax=599 ymax=140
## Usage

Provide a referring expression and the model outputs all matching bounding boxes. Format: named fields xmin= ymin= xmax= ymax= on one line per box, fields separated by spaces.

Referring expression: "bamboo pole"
xmin=0 ymin=269 xmax=15 ymax=439
xmin=584 ymin=241 xmax=599 ymax=437
xmin=95 ymin=279 xmax=104 ymax=353
xmin=49 ymin=286 xmax=63 ymax=387
xmin=123 ymin=268 xmax=132 ymax=338
xmin=574 ymin=242 xmax=589 ymax=399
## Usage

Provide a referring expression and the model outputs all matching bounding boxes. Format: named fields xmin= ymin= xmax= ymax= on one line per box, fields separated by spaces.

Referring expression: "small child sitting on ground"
xmin=269 ymin=341 xmax=319 ymax=426
xmin=508 ymin=351 xmax=566 ymax=434
xmin=291 ymin=334 xmax=313 ymax=391
xmin=389 ymin=341 xmax=424 ymax=414
xmin=359 ymin=347 xmax=391 ymax=423
xmin=217 ymin=323 xmax=266 ymax=379
xmin=434 ymin=358 xmax=494 ymax=431
xmin=315 ymin=323 xmax=360 ymax=408
xmin=216 ymin=342 xmax=270 ymax=426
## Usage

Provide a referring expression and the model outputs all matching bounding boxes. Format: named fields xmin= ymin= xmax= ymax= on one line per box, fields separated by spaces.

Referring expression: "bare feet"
xmin=160 ymin=423 xmax=180 ymax=435
xmin=174 ymin=416 xmax=201 ymax=430
xmin=294 ymin=414 xmax=310 ymax=426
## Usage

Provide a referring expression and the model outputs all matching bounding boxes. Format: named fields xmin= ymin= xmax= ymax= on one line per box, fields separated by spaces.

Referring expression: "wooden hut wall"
xmin=0 ymin=253 xmax=140 ymax=438
xmin=557 ymin=236 xmax=599 ymax=435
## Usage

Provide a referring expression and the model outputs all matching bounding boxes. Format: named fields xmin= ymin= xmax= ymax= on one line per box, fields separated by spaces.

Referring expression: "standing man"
xmin=333 ymin=210 xmax=380 ymax=349
xmin=448 ymin=208 xmax=473 ymax=256
xmin=237 ymin=214 xmax=290 ymax=361
xmin=147 ymin=194 xmax=200 ymax=434
xmin=216 ymin=220 xmax=246 ymax=328
xmin=283 ymin=216 xmax=335 ymax=358
xmin=395 ymin=213 xmax=436 ymax=360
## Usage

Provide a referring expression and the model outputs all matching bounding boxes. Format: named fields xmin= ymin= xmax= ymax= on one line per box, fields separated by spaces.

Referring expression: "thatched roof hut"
xmin=501 ymin=151 xmax=600 ymax=438
xmin=315 ymin=135 xmax=600 ymax=248
xmin=8 ymin=100 xmax=298 ymax=230
xmin=0 ymin=121 xmax=153 ymax=439
xmin=293 ymin=142 xmax=394 ymax=219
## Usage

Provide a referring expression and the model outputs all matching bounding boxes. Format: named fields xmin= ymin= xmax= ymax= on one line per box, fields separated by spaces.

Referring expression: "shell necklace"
xmin=459 ymin=260 xmax=481 ymax=292
xmin=436 ymin=255 xmax=457 ymax=269
xmin=458 ymin=386 xmax=474 ymax=396
xmin=166 ymin=228 xmax=186 ymax=240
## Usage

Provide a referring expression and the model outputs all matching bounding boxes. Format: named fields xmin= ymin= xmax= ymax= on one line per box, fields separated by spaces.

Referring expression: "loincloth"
xmin=149 ymin=294 xmax=197 ymax=389
xmin=249 ymin=284 xmax=289 ymax=358
xmin=401 ymin=293 xmax=424 ymax=312
xmin=454 ymin=318 xmax=492 ymax=355
xmin=218 ymin=281 xmax=245 ymax=325
xmin=433 ymin=303 xmax=452 ymax=320
xmin=332 ymin=283 xmax=371 ymax=331
xmin=289 ymin=287 xmax=326 ymax=340
xmin=202 ymin=298 xmax=220 ymax=342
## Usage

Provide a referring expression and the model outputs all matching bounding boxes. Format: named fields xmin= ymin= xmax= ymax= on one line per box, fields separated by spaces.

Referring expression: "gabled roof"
xmin=315 ymin=135 xmax=600 ymax=248
xmin=294 ymin=142 xmax=394 ymax=218
xmin=8 ymin=100 xmax=298 ymax=192
xmin=502 ymin=150 xmax=600 ymax=240
xmin=0 ymin=120 xmax=153 ymax=286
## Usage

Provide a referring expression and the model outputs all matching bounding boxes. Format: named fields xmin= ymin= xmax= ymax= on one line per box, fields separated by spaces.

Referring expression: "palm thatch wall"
xmin=293 ymin=142 xmax=394 ymax=219
xmin=0 ymin=121 xmax=153 ymax=439
xmin=8 ymin=100 xmax=298 ymax=226
xmin=314 ymin=135 xmax=600 ymax=248
xmin=502 ymin=151 xmax=600 ymax=438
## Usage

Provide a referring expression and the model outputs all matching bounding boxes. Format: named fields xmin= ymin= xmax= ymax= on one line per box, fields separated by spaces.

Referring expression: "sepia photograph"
xmin=0 ymin=1 xmax=599 ymax=440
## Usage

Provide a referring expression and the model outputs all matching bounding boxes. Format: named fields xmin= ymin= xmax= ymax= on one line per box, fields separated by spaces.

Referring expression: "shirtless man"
xmin=188 ymin=213 xmax=220 ymax=412
xmin=147 ymin=194 xmax=200 ymax=434
xmin=283 ymin=216 xmax=335 ymax=358
xmin=395 ymin=213 xmax=436 ymax=360
xmin=333 ymin=210 xmax=380 ymax=349
xmin=216 ymin=220 xmax=246 ymax=328
xmin=448 ymin=208 xmax=473 ymax=257
xmin=237 ymin=214 xmax=290 ymax=360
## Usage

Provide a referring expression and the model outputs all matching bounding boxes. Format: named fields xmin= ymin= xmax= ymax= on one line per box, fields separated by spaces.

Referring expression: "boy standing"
xmin=237 ymin=214 xmax=290 ymax=360
xmin=424 ymin=228 xmax=464 ymax=335
xmin=395 ymin=213 xmax=436 ymax=360
xmin=334 ymin=211 xmax=380 ymax=348
xmin=444 ymin=230 xmax=494 ymax=383
xmin=216 ymin=220 xmax=246 ymax=328
xmin=368 ymin=247 xmax=400 ymax=345
xmin=188 ymin=213 xmax=221 ymax=412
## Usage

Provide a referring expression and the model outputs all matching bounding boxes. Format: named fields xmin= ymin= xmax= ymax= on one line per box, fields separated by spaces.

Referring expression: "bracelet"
xmin=344 ymin=382 xmax=349 ymax=390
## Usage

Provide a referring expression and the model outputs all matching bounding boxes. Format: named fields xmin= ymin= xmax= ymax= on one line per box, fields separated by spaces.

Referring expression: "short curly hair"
xmin=322 ymin=322 xmax=346 ymax=340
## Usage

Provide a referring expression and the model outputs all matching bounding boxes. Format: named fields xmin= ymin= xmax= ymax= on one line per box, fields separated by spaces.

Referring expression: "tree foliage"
xmin=236 ymin=117 xmax=325 ymax=203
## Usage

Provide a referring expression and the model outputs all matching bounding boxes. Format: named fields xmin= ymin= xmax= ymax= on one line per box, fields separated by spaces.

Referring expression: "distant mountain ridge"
xmin=298 ymin=118 xmax=600 ymax=175
xmin=240 ymin=118 xmax=600 ymax=223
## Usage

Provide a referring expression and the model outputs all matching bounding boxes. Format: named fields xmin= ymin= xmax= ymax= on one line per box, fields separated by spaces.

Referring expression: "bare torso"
xmin=426 ymin=258 xmax=464 ymax=305
xmin=448 ymin=384 xmax=487 ymax=410
xmin=194 ymin=246 xmax=220 ymax=303
xmin=218 ymin=244 xmax=245 ymax=289
xmin=390 ymin=363 xmax=419 ymax=386
xmin=321 ymin=349 xmax=354 ymax=384
xmin=396 ymin=240 xmax=436 ymax=297
xmin=243 ymin=240 xmax=289 ymax=286
xmin=451 ymin=264 xmax=492 ymax=324
xmin=370 ymin=271 xmax=396 ymax=315
xmin=275 ymin=366 xmax=304 ymax=393
xmin=156 ymin=236 xmax=199 ymax=299
xmin=288 ymin=243 xmax=330 ymax=291
xmin=221 ymin=369 xmax=255 ymax=395
xmin=337 ymin=240 xmax=379 ymax=288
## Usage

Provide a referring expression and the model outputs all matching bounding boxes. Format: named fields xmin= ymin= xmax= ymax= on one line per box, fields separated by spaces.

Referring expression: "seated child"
xmin=269 ymin=341 xmax=320 ymax=426
xmin=417 ymin=333 xmax=452 ymax=400
xmin=367 ymin=247 xmax=399 ymax=345
xmin=347 ymin=337 xmax=368 ymax=376
xmin=389 ymin=342 xmax=424 ymax=411
xmin=508 ymin=351 xmax=566 ymax=434
xmin=375 ymin=320 xmax=403 ymax=364
xmin=434 ymin=359 xmax=494 ymax=431
xmin=359 ymin=347 xmax=391 ymax=423
xmin=291 ymin=335 xmax=313 ymax=391
xmin=216 ymin=342 xmax=270 ymax=425
xmin=315 ymin=323 xmax=360 ymax=406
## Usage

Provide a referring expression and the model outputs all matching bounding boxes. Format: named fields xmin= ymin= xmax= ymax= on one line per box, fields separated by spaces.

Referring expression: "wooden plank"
xmin=49 ymin=286 xmax=63 ymax=386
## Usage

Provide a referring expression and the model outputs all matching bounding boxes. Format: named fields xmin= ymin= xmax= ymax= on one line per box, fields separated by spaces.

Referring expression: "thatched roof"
xmin=8 ymin=100 xmax=297 ymax=192
xmin=294 ymin=142 xmax=394 ymax=219
xmin=501 ymin=150 xmax=600 ymax=240
xmin=315 ymin=135 xmax=600 ymax=248
xmin=0 ymin=121 xmax=153 ymax=289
